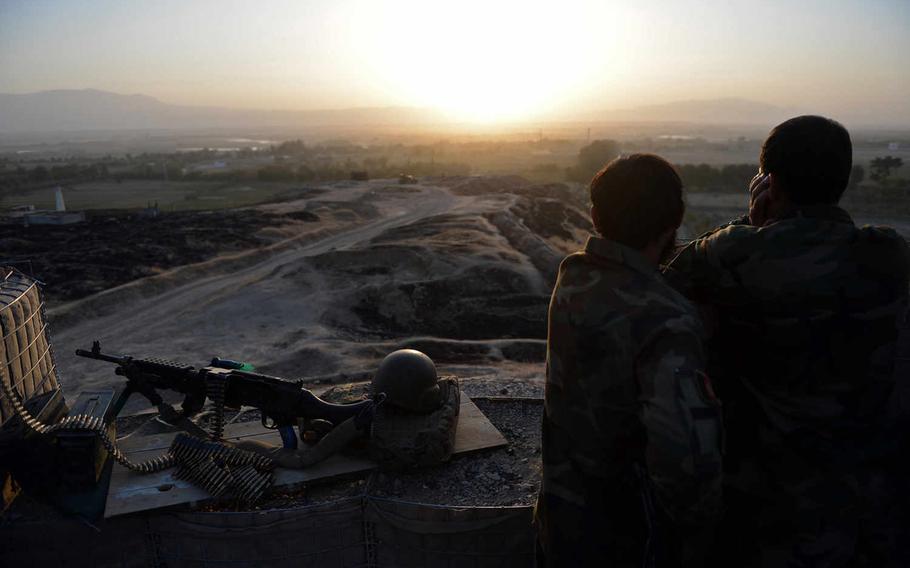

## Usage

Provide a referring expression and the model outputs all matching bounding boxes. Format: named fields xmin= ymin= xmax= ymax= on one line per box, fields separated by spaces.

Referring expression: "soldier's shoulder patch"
xmin=674 ymin=367 xmax=723 ymax=471
xmin=695 ymin=370 xmax=719 ymax=404
xmin=675 ymin=368 xmax=720 ymax=406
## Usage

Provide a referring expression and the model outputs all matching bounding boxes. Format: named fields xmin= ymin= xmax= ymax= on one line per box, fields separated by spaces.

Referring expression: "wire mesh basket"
xmin=0 ymin=266 xmax=60 ymax=426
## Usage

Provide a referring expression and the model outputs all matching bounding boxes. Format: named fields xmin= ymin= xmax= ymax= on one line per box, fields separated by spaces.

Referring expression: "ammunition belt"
xmin=205 ymin=374 xmax=227 ymax=442
xmin=170 ymin=433 xmax=274 ymax=502
xmin=1 ymin=376 xmax=275 ymax=502
xmin=1 ymin=375 xmax=176 ymax=473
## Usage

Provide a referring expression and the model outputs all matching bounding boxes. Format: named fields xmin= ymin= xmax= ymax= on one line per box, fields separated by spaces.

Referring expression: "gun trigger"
xmin=261 ymin=414 xmax=277 ymax=429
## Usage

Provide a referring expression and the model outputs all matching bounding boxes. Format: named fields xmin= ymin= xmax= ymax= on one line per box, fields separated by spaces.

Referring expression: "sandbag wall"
xmin=366 ymin=498 xmax=534 ymax=567
xmin=0 ymin=268 xmax=60 ymax=424
xmin=0 ymin=497 xmax=536 ymax=567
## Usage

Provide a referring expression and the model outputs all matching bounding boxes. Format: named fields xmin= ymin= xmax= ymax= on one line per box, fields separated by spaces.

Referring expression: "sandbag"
xmin=370 ymin=378 xmax=460 ymax=470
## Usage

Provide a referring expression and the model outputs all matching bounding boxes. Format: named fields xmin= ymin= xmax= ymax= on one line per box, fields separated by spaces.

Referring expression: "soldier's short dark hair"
xmin=760 ymin=115 xmax=852 ymax=204
xmin=589 ymin=153 xmax=683 ymax=249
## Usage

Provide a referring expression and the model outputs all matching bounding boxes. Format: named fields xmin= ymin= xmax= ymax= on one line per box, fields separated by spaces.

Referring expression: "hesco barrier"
xmin=0 ymin=268 xmax=60 ymax=425
xmin=0 ymin=496 xmax=536 ymax=567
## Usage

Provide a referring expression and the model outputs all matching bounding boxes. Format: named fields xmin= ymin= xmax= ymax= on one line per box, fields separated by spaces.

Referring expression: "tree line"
xmin=2 ymin=138 xmax=903 ymax=194
xmin=568 ymin=140 xmax=903 ymax=192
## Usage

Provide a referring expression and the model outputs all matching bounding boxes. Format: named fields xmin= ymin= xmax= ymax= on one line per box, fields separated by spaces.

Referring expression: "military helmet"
xmin=372 ymin=349 xmax=443 ymax=414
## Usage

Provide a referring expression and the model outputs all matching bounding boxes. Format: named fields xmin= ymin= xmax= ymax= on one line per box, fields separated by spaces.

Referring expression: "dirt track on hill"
xmin=50 ymin=178 xmax=587 ymax=396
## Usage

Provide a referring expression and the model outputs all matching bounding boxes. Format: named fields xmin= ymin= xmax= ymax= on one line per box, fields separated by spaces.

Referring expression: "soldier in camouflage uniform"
xmin=535 ymin=154 xmax=723 ymax=567
xmin=664 ymin=115 xmax=910 ymax=566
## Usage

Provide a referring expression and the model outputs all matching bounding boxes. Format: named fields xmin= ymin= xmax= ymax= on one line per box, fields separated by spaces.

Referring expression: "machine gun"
xmin=75 ymin=341 xmax=382 ymax=450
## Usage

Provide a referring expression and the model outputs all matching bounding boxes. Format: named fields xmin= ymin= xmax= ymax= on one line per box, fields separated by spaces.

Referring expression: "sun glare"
xmin=362 ymin=1 xmax=607 ymax=123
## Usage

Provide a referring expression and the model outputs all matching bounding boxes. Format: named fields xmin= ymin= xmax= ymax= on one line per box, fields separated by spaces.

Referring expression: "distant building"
xmin=888 ymin=142 xmax=900 ymax=151
xmin=23 ymin=187 xmax=85 ymax=225
xmin=5 ymin=205 xmax=36 ymax=219
xmin=54 ymin=187 xmax=66 ymax=211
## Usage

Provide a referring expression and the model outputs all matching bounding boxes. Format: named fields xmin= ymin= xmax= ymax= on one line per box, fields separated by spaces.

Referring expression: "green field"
xmin=0 ymin=180 xmax=309 ymax=211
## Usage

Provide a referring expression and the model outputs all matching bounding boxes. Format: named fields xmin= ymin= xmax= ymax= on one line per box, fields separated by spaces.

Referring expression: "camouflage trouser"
xmin=713 ymin=470 xmax=909 ymax=568
xmin=534 ymin=488 xmax=650 ymax=568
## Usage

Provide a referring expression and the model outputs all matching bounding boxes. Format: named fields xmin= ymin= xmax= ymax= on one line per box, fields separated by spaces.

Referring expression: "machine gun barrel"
xmin=75 ymin=341 xmax=381 ymax=449
xmin=75 ymin=341 xmax=130 ymax=366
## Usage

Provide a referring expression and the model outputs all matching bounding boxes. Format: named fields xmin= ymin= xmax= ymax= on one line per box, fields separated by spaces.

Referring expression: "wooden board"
xmin=451 ymin=394 xmax=508 ymax=453
xmin=104 ymin=393 xmax=506 ymax=518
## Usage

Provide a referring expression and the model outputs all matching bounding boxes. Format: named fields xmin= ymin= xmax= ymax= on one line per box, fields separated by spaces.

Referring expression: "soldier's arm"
xmin=636 ymin=325 xmax=723 ymax=564
xmin=662 ymin=238 xmax=716 ymax=301
xmin=663 ymin=219 xmax=756 ymax=306
xmin=663 ymin=215 xmax=743 ymax=301
xmin=671 ymin=170 xmax=758 ymax=288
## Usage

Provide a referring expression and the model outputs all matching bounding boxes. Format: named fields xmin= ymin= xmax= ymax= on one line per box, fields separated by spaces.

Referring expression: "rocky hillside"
xmin=47 ymin=177 xmax=590 ymax=393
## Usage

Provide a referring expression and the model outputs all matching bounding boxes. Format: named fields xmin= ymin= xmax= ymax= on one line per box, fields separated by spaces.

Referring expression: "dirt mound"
xmin=395 ymin=337 xmax=545 ymax=364
xmin=309 ymin=209 xmax=552 ymax=340
xmin=448 ymin=175 xmax=531 ymax=196
xmin=303 ymin=184 xmax=592 ymax=343
xmin=513 ymin=181 xmax=587 ymax=205
xmin=352 ymin=285 xmax=547 ymax=339
xmin=508 ymin=198 xmax=592 ymax=242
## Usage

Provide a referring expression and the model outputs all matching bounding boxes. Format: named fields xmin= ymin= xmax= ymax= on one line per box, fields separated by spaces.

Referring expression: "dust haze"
xmin=3 ymin=100 xmax=909 ymax=401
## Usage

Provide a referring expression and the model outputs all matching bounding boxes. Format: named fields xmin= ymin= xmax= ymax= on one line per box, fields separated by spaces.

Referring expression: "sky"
xmin=1 ymin=0 xmax=908 ymax=125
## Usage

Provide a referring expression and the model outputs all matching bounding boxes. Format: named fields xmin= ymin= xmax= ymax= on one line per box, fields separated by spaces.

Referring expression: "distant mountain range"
xmin=0 ymin=89 xmax=447 ymax=133
xmin=601 ymin=97 xmax=799 ymax=126
xmin=0 ymin=89 xmax=796 ymax=133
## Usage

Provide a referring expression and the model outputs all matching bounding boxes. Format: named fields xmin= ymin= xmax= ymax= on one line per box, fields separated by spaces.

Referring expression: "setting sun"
xmin=362 ymin=1 xmax=606 ymax=123
xmin=2 ymin=0 xmax=907 ymax=126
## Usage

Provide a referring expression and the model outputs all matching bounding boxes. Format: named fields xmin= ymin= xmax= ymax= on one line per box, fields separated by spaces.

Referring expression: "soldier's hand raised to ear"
xmin=748 ymin=172 xmax=772 ymax=226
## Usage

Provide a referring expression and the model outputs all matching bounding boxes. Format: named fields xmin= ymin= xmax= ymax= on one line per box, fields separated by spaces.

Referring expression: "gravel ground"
xmin=196 ymin=395 xmax=543 ymax=511
xmin=111 ymin=391 xmax=544 ymax=512
xmin=461 ymin=376 xmax=544 ymax=399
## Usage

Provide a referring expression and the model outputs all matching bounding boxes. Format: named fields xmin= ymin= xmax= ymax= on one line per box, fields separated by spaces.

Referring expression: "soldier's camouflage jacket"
xmin=535 ymin=236 xmax=723 ymax=567
xmin=664 ymin=205 xmax=910 ymax=566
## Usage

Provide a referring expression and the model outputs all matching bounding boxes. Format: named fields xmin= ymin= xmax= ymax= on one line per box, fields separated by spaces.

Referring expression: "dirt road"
xmin=52 ymin=181 xmax=460 ymax=392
